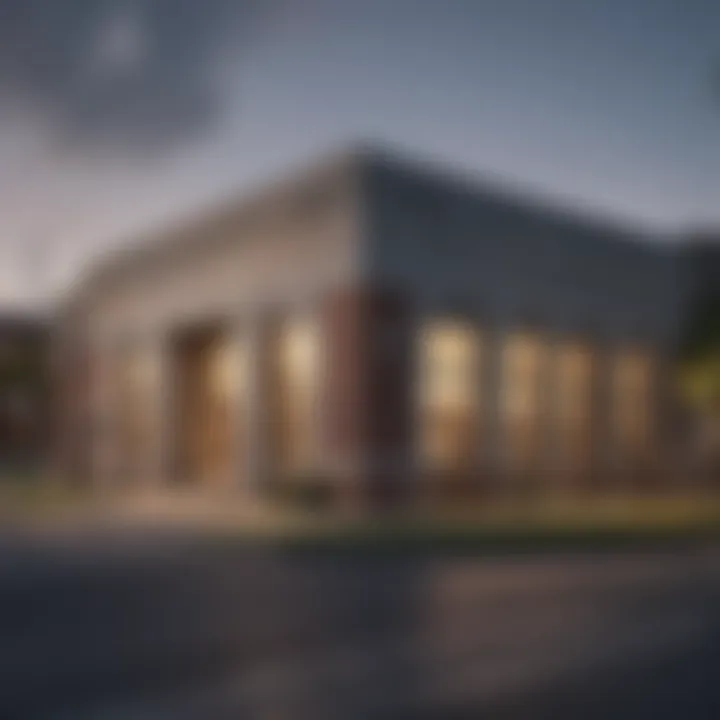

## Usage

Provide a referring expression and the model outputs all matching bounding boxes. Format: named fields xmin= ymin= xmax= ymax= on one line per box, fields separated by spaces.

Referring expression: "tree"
xmin=678 ymin=294 xmax=720 ymax=480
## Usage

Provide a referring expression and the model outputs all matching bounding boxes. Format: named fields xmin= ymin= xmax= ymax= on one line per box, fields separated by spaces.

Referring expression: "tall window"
xmin=418 ymin=320 xmax=481 ymax=473
xmin=274 ymin=314 xmax=321 ymax=476
xmin=203 ymin=335 xmax=247 ymax=483
xmin=554 ymin=342 xmax=594 ymax=478
xmin=613 ymin=350 xmax=654 ymax=463
xmin=501 ymin=332 xmax=546 ymax=476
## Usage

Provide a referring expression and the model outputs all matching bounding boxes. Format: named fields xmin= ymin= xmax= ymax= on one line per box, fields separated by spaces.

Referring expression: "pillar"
xmin=146 ymin=333 xmax=172 ymax=488
xmin=321 ymin=286 xmax=414 ymax=508
xmin=242 ymin=311 xmax=271 ymax=494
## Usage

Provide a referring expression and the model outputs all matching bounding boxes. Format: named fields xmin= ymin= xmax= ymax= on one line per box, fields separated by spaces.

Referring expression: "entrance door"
xmin=174 ymin=327 xmax=243 ymax=488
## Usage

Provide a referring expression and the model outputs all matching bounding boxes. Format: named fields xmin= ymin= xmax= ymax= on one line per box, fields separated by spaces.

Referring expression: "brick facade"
xmin=322 ymin=286 xmax=414 ymax=507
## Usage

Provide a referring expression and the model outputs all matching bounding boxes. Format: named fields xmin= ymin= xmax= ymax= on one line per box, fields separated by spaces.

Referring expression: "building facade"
xmin=55 ymin=147 xmax=719 ymax=504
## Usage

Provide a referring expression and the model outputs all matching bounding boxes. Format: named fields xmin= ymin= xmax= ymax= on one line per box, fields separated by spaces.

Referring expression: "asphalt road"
xmin=1 ymin=527 xmax=719 ymax=719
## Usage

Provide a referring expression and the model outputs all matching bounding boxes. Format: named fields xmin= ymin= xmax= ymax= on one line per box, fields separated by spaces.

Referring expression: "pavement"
xmin=0 ymin=519 xmax=719 ymax=719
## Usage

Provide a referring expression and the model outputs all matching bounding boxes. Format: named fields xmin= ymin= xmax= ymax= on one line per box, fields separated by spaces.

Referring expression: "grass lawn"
xmin=207 ymin=495 xmax=720 ymax=556
xmin=0 ymin=475 xmax=98 ymax=522
xmin=2 ymin=477 xmax=719 ymax=556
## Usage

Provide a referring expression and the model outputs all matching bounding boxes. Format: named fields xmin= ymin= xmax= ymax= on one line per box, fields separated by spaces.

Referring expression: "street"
xmin=1 ymin=526 xmax=719 ymax=719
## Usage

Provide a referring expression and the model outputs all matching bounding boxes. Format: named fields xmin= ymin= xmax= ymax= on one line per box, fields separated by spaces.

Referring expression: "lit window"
xmin=209 ymin=336 xmax=247 ymax=402
xmin=613 ymin=350 xmax=654 ymax=461
xmin=274 ymin=314 xmax=321 ymax=476
xmin=418 ymin=320 xmax=481 ymax=473
xmin=205 ymin=336 xmax=248 ymax=481
xmin=501 ymin=332 xmax=546 ymax=476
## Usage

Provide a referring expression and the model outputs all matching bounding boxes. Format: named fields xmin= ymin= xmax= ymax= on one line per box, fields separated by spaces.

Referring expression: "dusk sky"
xmin=0 ymin=0 xmax=717 ymax=305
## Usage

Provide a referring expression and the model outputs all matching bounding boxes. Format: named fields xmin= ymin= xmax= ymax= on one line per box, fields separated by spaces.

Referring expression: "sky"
xmin=0 ymin=0 xmax=718 ymax=306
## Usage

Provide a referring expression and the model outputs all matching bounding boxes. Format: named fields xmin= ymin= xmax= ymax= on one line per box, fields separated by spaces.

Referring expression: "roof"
xmin=71 ymin=141 xmax=692 ymax=308
xmin=73 ymin=145 xmax=363 ymax=308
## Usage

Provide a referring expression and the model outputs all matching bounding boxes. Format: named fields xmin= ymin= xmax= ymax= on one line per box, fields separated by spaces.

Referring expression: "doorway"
xmin=173 ymin=324 xmax=245 ymax=488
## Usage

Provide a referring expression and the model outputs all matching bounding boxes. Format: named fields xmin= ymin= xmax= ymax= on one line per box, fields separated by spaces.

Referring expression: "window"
xmin=613 ymin=350 xmax=654 ymax=462
xmin=204 ymin=335 xmax=248 ymax=482
xmin=274 ymin=313 xmax=321 ymax=476
xmin=208 ymin=335 xmax=247 ymax=404
xmin=418 ymin=320 xmax=481 ymax=473
xmin=501 ymin=332 xmax=546 ymax=476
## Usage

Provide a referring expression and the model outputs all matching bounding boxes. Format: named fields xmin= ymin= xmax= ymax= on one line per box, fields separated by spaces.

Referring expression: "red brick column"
xmin=321 ymin=286 xmax=414 ymax=509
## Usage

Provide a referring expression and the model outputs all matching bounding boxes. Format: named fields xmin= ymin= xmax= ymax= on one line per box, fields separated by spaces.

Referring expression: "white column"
xmin=142 ymin=332 xmax=172 ymax=489
xmin=228 ymin=320 xmax=250 ymax=491
xmin=243 ymin=312 xmax=270 ymax=494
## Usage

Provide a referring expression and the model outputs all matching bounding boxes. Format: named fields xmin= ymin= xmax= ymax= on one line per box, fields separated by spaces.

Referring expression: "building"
xmin=54 ymin=146 xmax=719 ymax=504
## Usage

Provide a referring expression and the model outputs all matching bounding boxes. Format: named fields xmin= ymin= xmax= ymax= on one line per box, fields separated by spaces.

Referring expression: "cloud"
xmin=0 ymin=0 xmax=267 ymax=153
